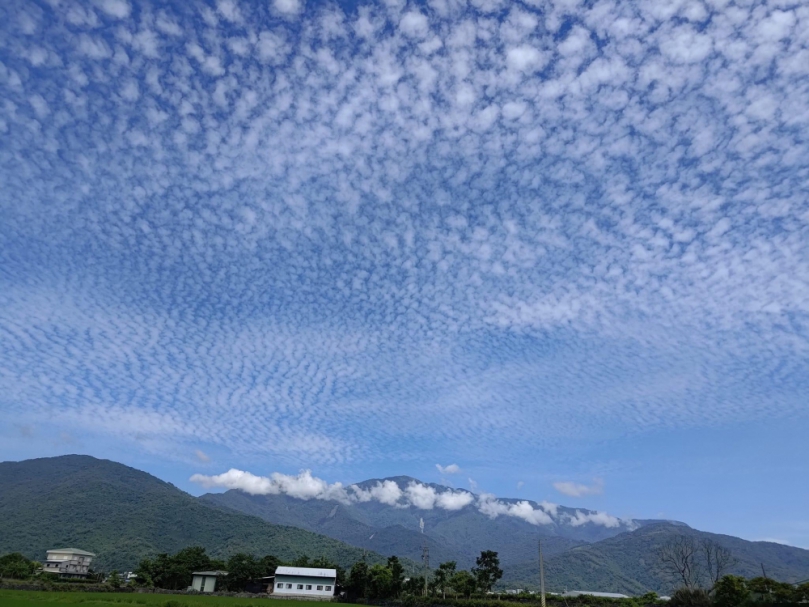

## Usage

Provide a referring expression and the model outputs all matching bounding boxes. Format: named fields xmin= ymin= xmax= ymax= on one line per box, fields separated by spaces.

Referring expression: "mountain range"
xmin=2 ymin=455 xmax=808 ymax=595
xmin=200 ymin=477 xmax=809 ymax=594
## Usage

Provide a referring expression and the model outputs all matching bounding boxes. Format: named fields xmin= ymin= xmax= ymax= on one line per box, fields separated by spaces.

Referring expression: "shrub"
xmin=667 ymin=588 xmax=711 ymax=607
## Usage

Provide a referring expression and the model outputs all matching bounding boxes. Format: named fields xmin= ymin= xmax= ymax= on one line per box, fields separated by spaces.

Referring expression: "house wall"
xmin=192 ymin=575 xmax=221 ymax=592
xmin=274 ymin=574 xmax=335 ymax=598
xmin=43 ymin=554 xmax=92 ymax=577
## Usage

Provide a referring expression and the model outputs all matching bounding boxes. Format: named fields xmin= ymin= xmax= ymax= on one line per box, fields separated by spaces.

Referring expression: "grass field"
xmin=0 ymin=590 xmax=342 ymax=607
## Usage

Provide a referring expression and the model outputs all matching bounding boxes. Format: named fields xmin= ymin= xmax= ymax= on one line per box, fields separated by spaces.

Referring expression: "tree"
xmin=225 ymin=553 xmax=263 ymax=591
xmin=700 ymin=539 xmax=736 ymax=589
xmin=712 ymin=575 xmax=749 ymax=607
xmin=793 ymin=582 xmax=809 ymax=603
xmin=368 ymin=564 xmax=393 ymax=599
xmin=387 ymin=556 xmax=404 ymax=598
xmin=451 ymin=570 xmax=477 ymax=598
xmin=134 ymin=546 xmax=220 ymax=590
xmin=346 ymin=560 xmax=369 ymax=598
xmin=657 ymin=536 xmax=704 ymax=589
xmin=291 ymin=555 xmax=311 ymax=567
xmin=748 ymin=576 xmax=795 ymax=602
xmin=403 ymin=576 xmax=425 ymax=596
xmin=668 ymin=588 xmax=711 ymax=607
xmin=0 ymin=553 xmax=39 ymax=580
xmin=435 ymin=561 xmax=457 ymax=598
xmin=472 ymin=550 xmax=502 ymax=593
xmin=260 ymin=555 xmax=281 ymax=577
xmin=107 ymin=570 xmax=122 ymax=588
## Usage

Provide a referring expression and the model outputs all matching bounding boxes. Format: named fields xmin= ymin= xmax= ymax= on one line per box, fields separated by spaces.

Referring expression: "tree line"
xmin=657 ymin=535 xmax=809 ymax=606
xmin=345 ymin=550 xmax=503 ymax=600
xmin=134 ymin=547 xmax=341 ymax=591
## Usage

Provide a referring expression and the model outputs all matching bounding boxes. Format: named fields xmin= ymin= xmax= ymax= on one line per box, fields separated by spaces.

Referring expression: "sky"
xmin=1 ymin=0 xmax=808 ymax=548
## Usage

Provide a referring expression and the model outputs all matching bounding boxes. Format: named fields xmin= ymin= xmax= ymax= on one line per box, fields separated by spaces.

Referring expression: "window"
xmin=286 ymin=584 xmax=292 ymax=589
xmin=306 ymin=585 xmax=312 ymax=590
xmin=297 ymin=584 xmax=304 ymax=590
xmin=325 ymin=586 xmax=332 ymax=591
xmin=277 ymin=583 xmax=283 ymax=589
xmin=317 ymin=586 xmax=323 ymax=591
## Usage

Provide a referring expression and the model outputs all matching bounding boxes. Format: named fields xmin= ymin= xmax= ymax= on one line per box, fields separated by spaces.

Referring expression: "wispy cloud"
xmin=436 ymin=463 xmax=461 ymax=475
xmin=553 ymin=479 xmax=605 ymax=498
xmin=195 ymin=449 xmax=211 ymax=463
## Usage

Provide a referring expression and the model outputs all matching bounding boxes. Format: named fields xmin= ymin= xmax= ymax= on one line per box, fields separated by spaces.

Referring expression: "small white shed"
xmin=191 ymin=570 xmax=227 ymax=593
xmin=273 ymin=566 xmax=336 ymax=599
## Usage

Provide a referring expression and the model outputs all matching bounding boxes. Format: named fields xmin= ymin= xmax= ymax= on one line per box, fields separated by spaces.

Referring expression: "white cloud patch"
xmin=94 ymin=0 xmax=131 ymax=19
xmin=506 ymin=45 xmax=547 ymax=71
xmin=553 ymin=479 xmax=605 ymax=498
xmin=400 ymin=11 xmax=430 ymax=38
xmin=563 ymin=509 xmax=623 ymax=528
xmin=351 ymin=479 xmax=403 ymax=505
xmin=436 ymin=463 xmax=461 ymax=474
xmin=190 ymin=469 xmax=627 ymax=528
xmin=273 ymin=0 xmax=303 ymax=17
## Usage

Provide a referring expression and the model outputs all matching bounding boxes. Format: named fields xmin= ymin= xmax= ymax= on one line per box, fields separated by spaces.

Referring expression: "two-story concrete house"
xmin=41 ymin=548 xmax=96 ymax=578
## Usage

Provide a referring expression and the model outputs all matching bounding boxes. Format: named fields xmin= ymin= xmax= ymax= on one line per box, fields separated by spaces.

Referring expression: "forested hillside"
xmin=0 ymin=455 xmax=391 ymax=571
xmin=504 ymin=523 xmax=809 ymax=595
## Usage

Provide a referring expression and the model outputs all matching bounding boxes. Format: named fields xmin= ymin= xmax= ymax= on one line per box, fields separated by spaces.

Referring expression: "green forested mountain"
xmin=0 ymin=455 xmax=391 ymax=572
xmin=504 ymin=523 xmax=809 ymax=595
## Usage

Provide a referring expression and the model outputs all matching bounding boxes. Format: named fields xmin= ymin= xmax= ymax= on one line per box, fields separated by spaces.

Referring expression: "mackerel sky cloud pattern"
xmin=0 ymin=0 xmax=808 ymax=505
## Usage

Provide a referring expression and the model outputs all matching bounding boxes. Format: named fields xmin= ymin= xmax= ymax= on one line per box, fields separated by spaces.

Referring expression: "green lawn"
xmin=0 ymin=590 xmax=345 ymax=607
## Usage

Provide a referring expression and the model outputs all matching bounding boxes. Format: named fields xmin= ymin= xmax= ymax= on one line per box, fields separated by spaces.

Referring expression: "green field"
xmin=0 ymin=591 xmax=343 ymax=607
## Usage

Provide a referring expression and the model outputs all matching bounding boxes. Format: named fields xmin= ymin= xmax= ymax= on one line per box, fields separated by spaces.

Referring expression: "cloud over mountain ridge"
xmin=191 ymin=468 xmax=629 ymax=529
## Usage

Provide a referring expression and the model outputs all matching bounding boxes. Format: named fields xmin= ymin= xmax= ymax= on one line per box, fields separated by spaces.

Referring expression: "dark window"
xmin=277 ymin=583 xmax=283 ymax=588
xmin=325 ymin=586 xmax=332 ymax=591
xmin=317 ymin=585 xmax=323 ymax=591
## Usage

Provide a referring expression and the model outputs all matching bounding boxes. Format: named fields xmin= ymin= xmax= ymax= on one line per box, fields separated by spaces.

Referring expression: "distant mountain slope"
xmin=0 ymin=455 xmax=391 ymax=572
xmin=505 ymin=523 xmax=809 ymax=595
xmin=200 ymin=475 xmax=628 ymax=569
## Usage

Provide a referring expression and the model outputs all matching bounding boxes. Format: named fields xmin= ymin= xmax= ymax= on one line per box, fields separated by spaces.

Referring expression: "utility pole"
xmin=538 ymin=540 xmax=546 ymax=607
xmin=421 ymin=518 xmax=429 ymax=596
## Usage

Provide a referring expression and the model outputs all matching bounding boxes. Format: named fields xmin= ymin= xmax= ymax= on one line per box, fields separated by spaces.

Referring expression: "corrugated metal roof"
xmin=563 ymin=591 xmax=629 ymax=598
xmin=47 ymin=548 xmax=96 ymax=556
xmin=275 ymin=566 xmax=337 ymax=578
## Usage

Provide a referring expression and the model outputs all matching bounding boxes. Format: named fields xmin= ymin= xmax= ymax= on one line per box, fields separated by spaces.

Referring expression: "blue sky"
xmin=1 ymin=0 xmax=808 ymax=547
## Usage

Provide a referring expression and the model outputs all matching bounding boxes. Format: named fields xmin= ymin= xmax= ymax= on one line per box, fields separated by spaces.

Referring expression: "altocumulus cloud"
xmin=0 ymin=0 xmax=808 ymax=471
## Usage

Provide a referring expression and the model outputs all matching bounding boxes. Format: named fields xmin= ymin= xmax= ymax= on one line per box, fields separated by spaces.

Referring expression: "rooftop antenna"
xmin=538 ymin=539 xmax=546 ymax=607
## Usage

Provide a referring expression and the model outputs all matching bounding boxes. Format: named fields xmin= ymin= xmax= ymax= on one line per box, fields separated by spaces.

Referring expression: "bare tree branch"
xmin=657 ymin=535 xmax=705 ymax=589
xmin=701 ymin=539 xmax=737 ymax=589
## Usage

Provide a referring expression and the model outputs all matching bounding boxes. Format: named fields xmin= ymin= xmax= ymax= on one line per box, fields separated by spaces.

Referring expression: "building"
xmin=191 ymin=570 xmax=228 ymax=593
xmin=562 ymin=590 xmax=630 ymax=599
xmin=41 ymin=548 xmax=95 ymax=578
xmin=272 ymin=566 xmax=337 ymax=599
